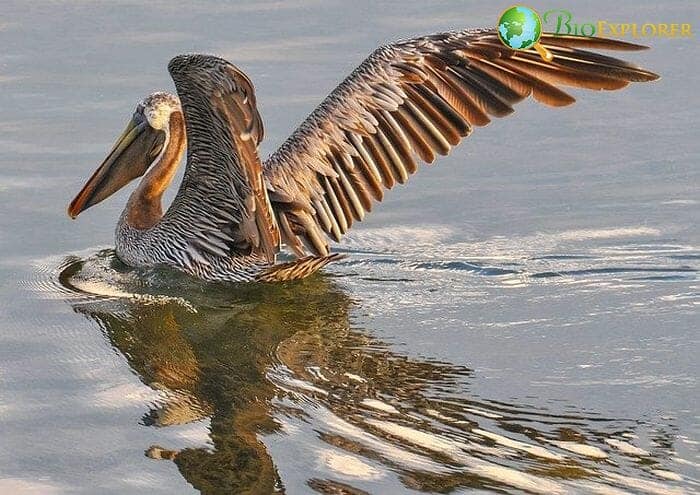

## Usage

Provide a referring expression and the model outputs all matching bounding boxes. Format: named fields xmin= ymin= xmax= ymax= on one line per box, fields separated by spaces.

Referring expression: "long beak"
xmin=68 ymin=116 xmax=160 ymax=218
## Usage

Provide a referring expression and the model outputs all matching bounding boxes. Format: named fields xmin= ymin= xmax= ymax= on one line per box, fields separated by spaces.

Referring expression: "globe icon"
xmin=498 ymin=5 xmax=543 ymax=50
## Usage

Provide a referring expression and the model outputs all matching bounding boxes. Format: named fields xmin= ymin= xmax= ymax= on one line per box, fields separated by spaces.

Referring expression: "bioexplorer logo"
xmin=497 ymin=5 xmax=693 ymax=61
xmin=542 ymin=9 xmax=693 ymax=39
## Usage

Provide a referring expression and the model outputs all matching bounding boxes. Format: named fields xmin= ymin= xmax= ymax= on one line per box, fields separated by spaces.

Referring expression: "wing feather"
xmin=263 ymin=29 xmax=659 ymax=256
xmin=163 ymin=54 xmax=279 ymax=265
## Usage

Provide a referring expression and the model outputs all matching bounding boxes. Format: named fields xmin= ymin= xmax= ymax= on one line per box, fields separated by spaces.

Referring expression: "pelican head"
xmin=68 ymin=92 xmax=182 ymax=219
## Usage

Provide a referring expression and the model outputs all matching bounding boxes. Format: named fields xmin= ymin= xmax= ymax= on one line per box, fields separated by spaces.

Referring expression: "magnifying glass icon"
xmin=498 ymin=6 xmax=553 ymax=62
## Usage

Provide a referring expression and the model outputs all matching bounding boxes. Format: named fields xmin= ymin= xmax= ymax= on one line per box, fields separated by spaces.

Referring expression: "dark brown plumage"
xmin=263 ymin=30 xmax=658 ymax=258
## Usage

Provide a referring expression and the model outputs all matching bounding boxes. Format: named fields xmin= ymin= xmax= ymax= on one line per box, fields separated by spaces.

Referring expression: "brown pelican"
xmin=67 ymin=29 xmax=658 ymax=282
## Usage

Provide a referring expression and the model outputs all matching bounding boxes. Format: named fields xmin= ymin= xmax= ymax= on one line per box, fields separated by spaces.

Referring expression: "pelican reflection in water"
xmin=60 ymin=252 xmax=683 ymax=494
xmin=68 ymin=30 xmax=658 ymax=282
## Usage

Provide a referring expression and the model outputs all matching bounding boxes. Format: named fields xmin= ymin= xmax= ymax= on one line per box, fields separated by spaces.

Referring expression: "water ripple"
xmin=9 ymin=236 xmax=697 ymax=493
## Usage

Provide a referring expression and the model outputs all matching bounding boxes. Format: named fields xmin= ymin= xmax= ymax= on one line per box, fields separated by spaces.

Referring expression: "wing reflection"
xmin=59 ymin=251 xmax=685 ymax=495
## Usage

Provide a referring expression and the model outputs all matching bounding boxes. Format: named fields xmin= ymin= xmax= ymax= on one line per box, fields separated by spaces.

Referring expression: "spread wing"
xmin=263 ymin=29 xmax=659 ymax=257
xmin=163 ymin=54 xmax=279 ymax=265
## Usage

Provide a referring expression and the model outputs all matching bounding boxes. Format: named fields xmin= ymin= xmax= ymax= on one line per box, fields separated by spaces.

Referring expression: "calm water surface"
xmin=0 ymin=1 xmax=698 ymax=494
